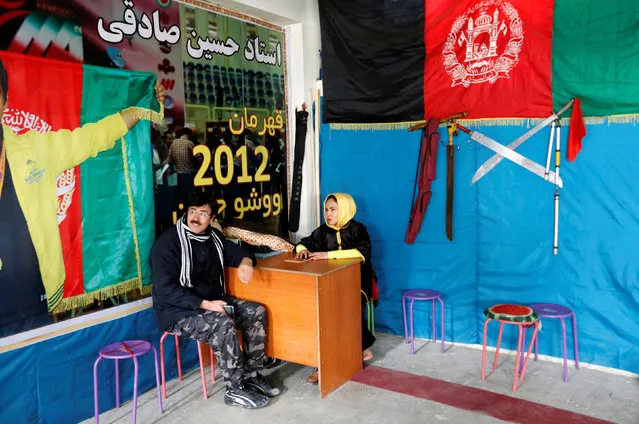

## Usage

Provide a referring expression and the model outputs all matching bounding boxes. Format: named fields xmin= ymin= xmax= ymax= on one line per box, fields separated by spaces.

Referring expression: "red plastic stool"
xmin=159 ymin=332 xmax=216 ymax=400
xmin=482 ymin=304 xmax=539 ymax=392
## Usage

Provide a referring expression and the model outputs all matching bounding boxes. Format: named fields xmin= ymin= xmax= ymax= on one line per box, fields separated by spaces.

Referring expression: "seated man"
xmin=150 ymin=191 xmax=280 ymax=409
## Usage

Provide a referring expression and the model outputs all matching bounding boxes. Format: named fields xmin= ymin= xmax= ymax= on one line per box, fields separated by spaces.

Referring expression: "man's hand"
xmin=309 ymin=252 xmax=329 ymax=260
xmin=237 ymin=257 xmax=254 ymax=284
xmin=200 ymin=299 xmax=227 ymax=313
xmin=155 ymin=80 xmax=166 ymax=105
xmin=119 ymin=81 xmax=166 ymax=130
xmin=296 ymin=249 xmax=310 ymax=260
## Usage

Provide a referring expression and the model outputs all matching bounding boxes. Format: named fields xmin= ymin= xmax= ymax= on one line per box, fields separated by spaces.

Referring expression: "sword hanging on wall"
xmin=456 ymin=124 xmax=563 ymax=188
xmin=471 ymin=100 xmax=574 ymax=184
xmin=409 ymin=112 xmax=467 ymax=242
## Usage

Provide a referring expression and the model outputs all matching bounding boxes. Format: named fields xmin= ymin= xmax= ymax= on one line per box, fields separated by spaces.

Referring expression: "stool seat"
xmin=100 ymin=340 xmax=151 ymax=360
xmin=484 ymin=304 xmax=539 ymax=323
xmin=403 ymin=289 xmax=441 ymax=300
xmin=529 ymin=303 xmax=572 ymax=318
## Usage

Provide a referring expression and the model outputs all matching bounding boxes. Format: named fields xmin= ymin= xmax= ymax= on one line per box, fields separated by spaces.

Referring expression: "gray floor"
xmin=84 ymin=333 xmax=639 ymax=424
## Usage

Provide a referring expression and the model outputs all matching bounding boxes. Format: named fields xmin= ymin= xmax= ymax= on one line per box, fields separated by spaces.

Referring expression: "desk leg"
xmin=317 ymin=265 xmax=362 ymax=398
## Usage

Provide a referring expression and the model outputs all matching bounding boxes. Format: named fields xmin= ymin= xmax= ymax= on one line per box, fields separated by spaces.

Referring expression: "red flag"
xmin=0 ymin=51 xmax=85 ymax=298
xmin=567 ymin=98 xmax=586 ymax=162
xmin=424 ymin=0 xmax=553 ymax=119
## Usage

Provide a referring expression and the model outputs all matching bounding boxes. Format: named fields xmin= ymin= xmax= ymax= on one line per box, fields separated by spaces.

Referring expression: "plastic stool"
xmin=159 ymin=332 xmax=216 ymax=400
xmin=402 ymin=289 xmax=445 ymax=354
xmin=482 ymin=304 xmax=539 ymax=392
xmin=93 ymin=340 xmax=162 ymax=424
xmin=362 ymin=290 xmax=375 ymax=336
xmin=529 ymin=303 xmax=579 ymax=382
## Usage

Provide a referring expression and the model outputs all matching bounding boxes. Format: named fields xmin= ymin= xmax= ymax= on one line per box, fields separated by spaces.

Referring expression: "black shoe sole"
xmin=224 ymin=393 xmax=269 ymax=409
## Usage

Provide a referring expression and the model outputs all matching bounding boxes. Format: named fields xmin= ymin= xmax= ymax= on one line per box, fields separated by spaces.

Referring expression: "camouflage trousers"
xmin=167 ymin=297 xmax=267 ymax=389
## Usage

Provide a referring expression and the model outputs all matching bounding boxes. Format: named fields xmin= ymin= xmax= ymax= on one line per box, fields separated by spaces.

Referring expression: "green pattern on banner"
xmin=553 ymin=1 xmax=639 ymax=117
xmin=80 ymin=65 xmax=156 ymax=293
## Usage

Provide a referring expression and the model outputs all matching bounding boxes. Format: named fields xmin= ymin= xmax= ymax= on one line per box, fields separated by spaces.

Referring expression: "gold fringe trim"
xmin=329 ymin=121 xmax=428 ymax=131
xmin=140 ymin=284 xmax=153 ymax=296
xmin=52 ymin=278 xmax=141 ymax=314
xmin=120 ymin=135 xmax=145 ymax=290
xmin=123 ymin=103 xmax=164 ymax=125
xmin=328 ymin=113 xmax=639 ymax=131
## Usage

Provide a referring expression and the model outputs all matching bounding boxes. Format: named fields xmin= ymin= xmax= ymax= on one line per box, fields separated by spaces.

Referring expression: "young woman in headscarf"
xmin=295 ymin=193 xmax=378 ymax=384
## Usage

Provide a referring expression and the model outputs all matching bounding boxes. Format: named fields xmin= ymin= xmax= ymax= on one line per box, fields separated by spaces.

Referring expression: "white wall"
xmin=200 ymin=0 xmax=322 ymax=240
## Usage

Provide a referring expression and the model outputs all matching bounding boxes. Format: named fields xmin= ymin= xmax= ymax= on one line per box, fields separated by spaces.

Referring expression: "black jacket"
xmin=150 ymin=226 xmax=255 ymax=330
xmin=298 ymin=220 xmax=375 ymax=300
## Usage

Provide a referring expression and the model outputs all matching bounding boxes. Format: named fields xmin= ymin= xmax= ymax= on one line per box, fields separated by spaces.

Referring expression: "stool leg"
xmin=160 ymin=334 xmax=167 ymax=399
xmin=174 ymin=335 xmax=183 ymax=381
xmin=197 ymin=341 xmax=208 ymax=399
xmin=94 ymin=356 xmax=102 ymax=424
xmin=493 ymin=322 xmax=504 ymax=370
xmin=572 ymin=313 xmax=580 ymax=369
xmin=209 ymin=346 xmax=216 ymax=382
xmin=520 ymin=322 xmax=539 ymax=381
xmin=132 ymin=356 xmax=139 ymax=424
xmin=402 ymin=296 xmax=409 ymax=344
xmin=437 ymin=297 xmax=445 ymax=353
xmin=115 ymin=359 xmax=120 ymax=408
xmin=519 ymin=326 xmax=527 ymax=371
xmin=512 ymin=325 xmax=523 ymax=392
xmin=560 ymin=317 xmax=568 ymax=382
xmin=431 ymin=299 xmax=436 ymax=342
xmin=151 ymin=346 xmax=163 ymax=414
xmin=481 ymin=319 xmax=491 ymax=380
xmin=534 ymin=326 xmax=539 ymax=361
xmin=409 ymin=299 xmax=416 ymax=355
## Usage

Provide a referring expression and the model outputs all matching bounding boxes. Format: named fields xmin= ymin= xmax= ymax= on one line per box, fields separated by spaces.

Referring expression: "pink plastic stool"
xmin=401 ymin=289 xmax=445 ymax=354
xmin=93 ymin=340 xmax=162 ymax=424
xmin=529 ymin=303 xmax=579 ymax=382
xmin=159 ymin=331 xmax=216 ymax=400
xmin=482 ymin=305 xmax=539 ymax=392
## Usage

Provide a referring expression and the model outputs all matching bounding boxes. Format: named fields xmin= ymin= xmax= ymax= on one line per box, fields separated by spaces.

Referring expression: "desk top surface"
xmin=255 ymin=253 xmax=361 ymax=277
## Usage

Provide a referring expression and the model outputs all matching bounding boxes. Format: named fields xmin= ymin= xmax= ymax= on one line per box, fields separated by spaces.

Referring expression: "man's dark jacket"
xmin=150 ymin=226 xmax=255 ymax=330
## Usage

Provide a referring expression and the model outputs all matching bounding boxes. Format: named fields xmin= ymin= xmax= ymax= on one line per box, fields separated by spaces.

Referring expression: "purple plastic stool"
xmin=93 ymin=340 xmax=163 ymax=424
xmin=402 ymin=289 xmax=445 ymax=354
xmin=529 ymin=303 xmax=579 ymax=382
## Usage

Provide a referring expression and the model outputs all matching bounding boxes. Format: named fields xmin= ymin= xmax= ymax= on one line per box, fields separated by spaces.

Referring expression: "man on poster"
xmin=0 ymin=58 xmax=166 ymax=337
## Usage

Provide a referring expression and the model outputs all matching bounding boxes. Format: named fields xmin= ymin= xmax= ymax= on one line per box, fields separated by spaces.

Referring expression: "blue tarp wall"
xmin=319 ymin=119 xmax=639 ymax=374
xmin=0 ymin=308 xmax=200 ymax=423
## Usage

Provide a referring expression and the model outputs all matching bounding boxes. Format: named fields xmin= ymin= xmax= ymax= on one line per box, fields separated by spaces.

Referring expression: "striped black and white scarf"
xmin=176 ymin=214 xmax=225 ymax=289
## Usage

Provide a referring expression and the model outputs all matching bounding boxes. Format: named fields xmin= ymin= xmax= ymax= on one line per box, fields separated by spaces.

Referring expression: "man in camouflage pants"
xmin=151 ymin=192 xmax=279 ymax=409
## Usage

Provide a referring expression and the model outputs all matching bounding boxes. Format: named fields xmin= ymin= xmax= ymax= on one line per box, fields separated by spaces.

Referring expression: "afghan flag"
xmin=0 ymin=51 xmax=157 ymax=312
xmin=320 ymin=0 xmax=639 ymax=123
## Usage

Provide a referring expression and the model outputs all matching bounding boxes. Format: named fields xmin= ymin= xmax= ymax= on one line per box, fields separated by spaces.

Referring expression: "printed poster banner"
xmin=79 ymin=0 xmax=185 ymax=127
xmin=179 ymin=2 xmax=288 ymax=237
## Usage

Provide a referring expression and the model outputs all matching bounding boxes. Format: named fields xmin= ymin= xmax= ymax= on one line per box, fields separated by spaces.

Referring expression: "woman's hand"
xmin=296 ymin=249 xmax=310 ymax=260
xmin=309 ymin=252 xmax=329 ymax=260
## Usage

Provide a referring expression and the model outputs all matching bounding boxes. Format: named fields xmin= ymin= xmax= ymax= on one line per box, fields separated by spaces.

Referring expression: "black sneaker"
xmin=244 ymin=373 xmax=281 ymax=397
xmin=224 ymin=386 xmax=269 ymax=409
xmin=264 ymin=356 xmax=285 ymax=369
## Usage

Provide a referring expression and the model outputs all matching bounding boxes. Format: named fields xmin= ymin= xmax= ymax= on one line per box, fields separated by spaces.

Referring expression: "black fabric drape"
xmin=319 ymin=0 xmax=425 ymax=123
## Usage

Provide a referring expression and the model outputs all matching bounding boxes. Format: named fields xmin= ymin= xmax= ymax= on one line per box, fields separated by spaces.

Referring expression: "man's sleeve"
xmin=43 ymin=113 xmax=129 ymax=176
xmin=151 ymin=242 xmax=203 ymax=310
xmin=216 ymin=229 xmax=256 ymax=268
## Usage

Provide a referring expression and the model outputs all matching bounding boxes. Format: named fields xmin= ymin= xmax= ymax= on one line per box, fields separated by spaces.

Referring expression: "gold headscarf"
xmin=324 ymin=193 xmax=357 ymax=249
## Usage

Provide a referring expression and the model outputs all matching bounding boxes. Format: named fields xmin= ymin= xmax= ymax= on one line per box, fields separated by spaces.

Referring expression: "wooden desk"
xmin=225 ymin=253 xmax=363 ymax=398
